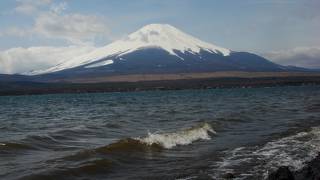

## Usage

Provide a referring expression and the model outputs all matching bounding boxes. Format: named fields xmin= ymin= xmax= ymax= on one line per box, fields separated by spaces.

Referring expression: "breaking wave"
xmin=136 ymin=122 xmax=216 ymax=149
xmin=96 ymin=122 xmax=216 ymax=154
xmin=8 ymin=123 xmax=216 ymax=180
xmin=59 ymin=122 xmax=216 ymax=164
xmin=210 ymin=126 xmax=320 ymax=179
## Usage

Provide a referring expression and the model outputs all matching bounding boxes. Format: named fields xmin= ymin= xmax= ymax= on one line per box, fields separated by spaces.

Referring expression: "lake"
xmin=1 ymin=85 xmax=320 ymax=179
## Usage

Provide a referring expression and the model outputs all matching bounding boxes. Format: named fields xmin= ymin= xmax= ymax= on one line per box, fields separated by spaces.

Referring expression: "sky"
xmin=0 ymin=0 xmax=319 ymax=74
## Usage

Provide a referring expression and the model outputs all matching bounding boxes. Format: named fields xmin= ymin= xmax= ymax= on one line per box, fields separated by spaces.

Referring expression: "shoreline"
xmin=0 ymin=76 xmax=320 ymax=96
xmin=267 ymin=153 xmax=320 ymax=180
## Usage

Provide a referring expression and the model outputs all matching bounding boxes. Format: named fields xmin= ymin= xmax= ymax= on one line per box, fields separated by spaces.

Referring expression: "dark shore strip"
xmin=0 ymin=76 xmax=320 ymax=96
xmin=267 ymin=153 xmax=320 ymax=180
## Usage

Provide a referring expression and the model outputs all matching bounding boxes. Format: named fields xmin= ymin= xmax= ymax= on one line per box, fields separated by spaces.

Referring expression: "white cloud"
xmin=15 ymin=4 xmax=37 ymax=14
xmin=5 ymin=1 xmax=111 ymax=45
xmin=263 ymin=47 xmax=320 ymax=69
xmin=0 ymin=45 xmax=95 ymax=74
xmin=0 ymin=27 xmax=30 ymax=37
xmin=0 ymin=1 xmax=112 ymax=74
xmin=15 ymin=0 xmax=52 ymax=15
xmin=33 ymin=12 xmax=110 ymax=45
xmin=50 ymin=1 xmax=67 ymax=14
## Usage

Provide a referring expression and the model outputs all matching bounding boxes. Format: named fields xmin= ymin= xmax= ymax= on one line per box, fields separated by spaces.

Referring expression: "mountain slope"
xmin=30 ymin=23 xmax=297 ymax=78
xmin=32 ymin=24 xmax=230 ymax=75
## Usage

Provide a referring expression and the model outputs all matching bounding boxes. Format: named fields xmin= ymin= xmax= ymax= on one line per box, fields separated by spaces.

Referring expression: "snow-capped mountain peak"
xmin=125 ymin=24 xmax=230 ymax=56
xmin=31 ymin=24 xmax=231 ymax=75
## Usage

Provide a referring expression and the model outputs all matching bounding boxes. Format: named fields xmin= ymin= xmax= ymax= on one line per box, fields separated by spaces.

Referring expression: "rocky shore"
xmin=267 ymin=153 xmax=320 ymax=180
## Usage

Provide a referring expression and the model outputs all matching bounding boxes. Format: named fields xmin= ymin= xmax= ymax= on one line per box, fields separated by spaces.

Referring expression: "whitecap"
xmin=209 ymin=126 xmax=320 ymax=179
xmin=135 ymin=123 xmax=216 ymax=149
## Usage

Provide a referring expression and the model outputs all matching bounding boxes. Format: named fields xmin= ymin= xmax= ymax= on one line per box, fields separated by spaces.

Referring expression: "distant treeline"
xmin=0 ymin=76 xmax=320 ymax=96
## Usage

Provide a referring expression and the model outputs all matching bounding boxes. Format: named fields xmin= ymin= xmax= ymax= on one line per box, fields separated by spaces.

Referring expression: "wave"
xmin=19 ymin=159 xmax=114 ymax=180
xmin=209 ymin=126 xmax=320 ymax=179
xmin=96 ymin=138 xmax=163 ymax=154
xmin=135 ymin=122 xmax=216 ymax=149
xmin=0 ymin=142 xmax=35 ymax=152
xmin=27 ymin=122 xmax=216 ymax=179
xmin=0 ymin=134 xmax=81 ymax=154
xmin=78 ymin=123 xmax=216 ymax=156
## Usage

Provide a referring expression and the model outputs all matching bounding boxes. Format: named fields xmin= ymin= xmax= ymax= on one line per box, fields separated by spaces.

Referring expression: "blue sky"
xmin=0 ymin=0 xmax=319 ymax=74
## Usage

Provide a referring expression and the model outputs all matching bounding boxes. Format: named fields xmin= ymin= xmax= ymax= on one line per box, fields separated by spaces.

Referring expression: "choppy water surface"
xmin=0 ymin=86 xmax=320 ymax=180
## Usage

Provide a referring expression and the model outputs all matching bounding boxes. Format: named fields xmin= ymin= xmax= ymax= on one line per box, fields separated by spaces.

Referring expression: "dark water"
xmin=1 ymin=86 xmax=320 ymax=180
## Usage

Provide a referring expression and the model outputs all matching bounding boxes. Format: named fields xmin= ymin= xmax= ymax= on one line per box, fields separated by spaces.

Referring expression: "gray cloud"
xmin=263 ymin=47 xmax=320 ymax=69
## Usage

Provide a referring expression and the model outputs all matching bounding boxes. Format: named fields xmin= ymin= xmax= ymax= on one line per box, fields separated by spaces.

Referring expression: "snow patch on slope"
xmin=85 ymin=60 xmax=113 ymax=68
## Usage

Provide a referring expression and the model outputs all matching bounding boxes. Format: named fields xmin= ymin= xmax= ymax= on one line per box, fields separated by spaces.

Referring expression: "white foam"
xmin=0 ymin=143 xmax=6 ymax=146
xmin=136 ymin=123 xmax=216 ymax=149
xmin=210 ymin=127 xmax=320 ymax=179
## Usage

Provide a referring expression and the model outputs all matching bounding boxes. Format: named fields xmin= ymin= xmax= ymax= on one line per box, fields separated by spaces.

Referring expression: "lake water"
xmin=1 ymin=85 xmax=320 ymax=180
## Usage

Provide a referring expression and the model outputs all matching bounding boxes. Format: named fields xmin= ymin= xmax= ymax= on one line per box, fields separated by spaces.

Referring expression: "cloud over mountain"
xmin=263 ymin=47 xmax=320 ymax=69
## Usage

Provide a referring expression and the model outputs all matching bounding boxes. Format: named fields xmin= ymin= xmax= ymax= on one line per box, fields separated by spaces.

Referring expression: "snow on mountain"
xmin=31 ymin=24 xmax=230 ymax=75
xmin=84 ymin=59 xmax=113 ymax=68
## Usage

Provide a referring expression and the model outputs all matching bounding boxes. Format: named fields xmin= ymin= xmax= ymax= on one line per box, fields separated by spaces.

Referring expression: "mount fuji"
xmin=28 ymin=23 xmax=300 ymax=80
